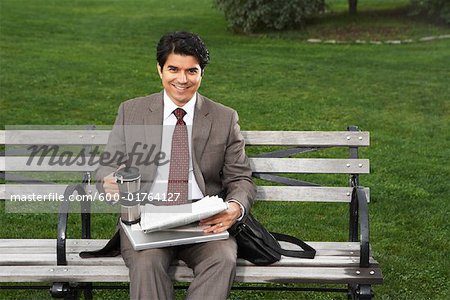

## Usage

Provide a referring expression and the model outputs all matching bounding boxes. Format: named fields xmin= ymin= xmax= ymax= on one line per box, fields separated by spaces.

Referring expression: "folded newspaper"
xmin=140 ymin=195 xmax=228 ymax=233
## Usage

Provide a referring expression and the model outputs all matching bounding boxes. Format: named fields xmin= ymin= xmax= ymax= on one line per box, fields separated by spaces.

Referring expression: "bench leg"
xmin=49 ymin=282 xmax=79 ymax=299
xmin=81 ymin=283 xmax=93 ymax=300
xmin=348 ymin=284 xmax=373 ymax=300
xmin=357 ymin=285 xmax=373 ymax=299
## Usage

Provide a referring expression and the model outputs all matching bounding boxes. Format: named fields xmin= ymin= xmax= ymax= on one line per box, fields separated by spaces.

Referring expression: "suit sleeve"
xmin=95 ymin=103 xmax=127 ymax=193
xmin=222 ymin=110 xmax=256 ymax=214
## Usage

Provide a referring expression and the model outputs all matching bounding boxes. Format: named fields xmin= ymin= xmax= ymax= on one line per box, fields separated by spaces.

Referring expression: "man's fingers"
xmin=104 ymin=180 xmax=119 ymax=192
xmin=203 ymin=221 xmax=228 ymax=233
xmin=201 ymin=213 xmax=238 ymax=233
xmin=200 ymin=206 xmax=239 ymax=233
xmin=200 ymin=211 xmax=226 ymax=224
xmin=103 ymin=172 xmax=119 ymax=195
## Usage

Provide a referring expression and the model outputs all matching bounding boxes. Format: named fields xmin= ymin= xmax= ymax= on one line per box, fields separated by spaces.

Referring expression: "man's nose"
xmin=177 ymin=71 xmax=188 ymax=83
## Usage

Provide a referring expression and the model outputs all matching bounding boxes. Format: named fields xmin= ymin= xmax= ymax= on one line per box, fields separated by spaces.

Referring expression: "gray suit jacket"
xmin=80 ymin=92 xmax=256 ymax=258
xmin=96 ymin=91 xmax=256 ymax=212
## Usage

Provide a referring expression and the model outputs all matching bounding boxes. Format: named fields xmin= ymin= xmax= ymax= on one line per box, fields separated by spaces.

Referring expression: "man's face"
xmin=157 ymin=53 xmax=203 ymax=106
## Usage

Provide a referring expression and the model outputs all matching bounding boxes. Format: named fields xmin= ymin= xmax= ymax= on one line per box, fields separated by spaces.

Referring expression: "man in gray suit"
xmin=97 ymin=32 xmax=256 ymax=299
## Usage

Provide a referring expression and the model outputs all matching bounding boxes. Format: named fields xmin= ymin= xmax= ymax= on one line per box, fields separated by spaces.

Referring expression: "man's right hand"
xmin=103 ymin=171 xmax=119 ymax=196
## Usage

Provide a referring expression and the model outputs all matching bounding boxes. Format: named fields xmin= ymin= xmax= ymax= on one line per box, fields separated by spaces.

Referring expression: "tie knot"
xmin=173 ymin=108 xmax=187 ymax=121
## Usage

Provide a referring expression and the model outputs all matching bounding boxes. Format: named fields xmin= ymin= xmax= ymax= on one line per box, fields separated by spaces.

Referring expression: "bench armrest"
xmin=354 ymin=187 xmax=370 ymax=268
xmin=57 ymin=184 xmax=89 ymax=265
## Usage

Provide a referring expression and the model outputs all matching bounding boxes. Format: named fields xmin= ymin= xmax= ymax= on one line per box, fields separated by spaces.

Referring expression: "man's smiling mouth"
xmin=172 ymin=84 xmax=190 ymax=91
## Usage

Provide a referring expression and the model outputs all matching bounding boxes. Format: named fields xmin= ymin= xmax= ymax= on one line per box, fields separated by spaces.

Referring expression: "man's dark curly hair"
xmin=156 ymin=31 xmax=210 ymax=73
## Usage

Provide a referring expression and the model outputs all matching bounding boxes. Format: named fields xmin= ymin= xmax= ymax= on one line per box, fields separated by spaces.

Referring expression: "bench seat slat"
xmin=1 ymin=185 xmax=370 ymax=202
xmin=1 ymin=157 xmax=369 ymax=174
xmin=0 ymin=239 xmax=362 ymax=251
xmin=0 ymin=253 xmax=379 ymax=268
xmin=1 ymin=240 xmax=376 ymax=268
xmin=0 ymin=130 xmax=369 ymax=147
xmin=0 ymin=265 xmax=382 ymax=284
xmin=0 ymin=247 xmax=363 ymax=257
xmin=9 ymin=255 xmax=379 ymax=267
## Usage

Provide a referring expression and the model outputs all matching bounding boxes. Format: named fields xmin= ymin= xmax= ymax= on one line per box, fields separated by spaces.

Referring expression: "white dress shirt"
xmin=148 ymin=91 xmax=204 ymax=200
xmin=150 ymin=90 xmax=245 ymax=219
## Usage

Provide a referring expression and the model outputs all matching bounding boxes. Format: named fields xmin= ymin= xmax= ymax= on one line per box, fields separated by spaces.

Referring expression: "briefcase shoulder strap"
xmin=270 ymin=232 xmax=316 ymax=259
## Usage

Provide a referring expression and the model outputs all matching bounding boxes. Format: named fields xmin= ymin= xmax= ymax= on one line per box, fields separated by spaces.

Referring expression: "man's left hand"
xmin=199 ymin=202 xmax=241 ymax=233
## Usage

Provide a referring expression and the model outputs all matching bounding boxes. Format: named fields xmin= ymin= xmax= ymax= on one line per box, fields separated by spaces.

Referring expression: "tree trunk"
xmin=349 ymin=0 xmax=357 ymax=15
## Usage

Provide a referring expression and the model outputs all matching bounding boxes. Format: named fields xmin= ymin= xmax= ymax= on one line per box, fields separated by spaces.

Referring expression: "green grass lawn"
xmin=1 ymin=0 xmax=449 ymax=299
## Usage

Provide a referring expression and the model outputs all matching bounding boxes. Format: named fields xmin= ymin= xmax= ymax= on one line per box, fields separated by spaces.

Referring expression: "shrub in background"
xmin=214 ymin=0 xmax=325 ymax=33
xmin=410 ymin=0 xmax=450 ymax=24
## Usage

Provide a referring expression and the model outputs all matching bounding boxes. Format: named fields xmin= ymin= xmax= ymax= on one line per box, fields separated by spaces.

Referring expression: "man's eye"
xmin=188 ymin=69 xmax=198 ymax=74
xmin=168 ymin=67 xmax=177 ymax=72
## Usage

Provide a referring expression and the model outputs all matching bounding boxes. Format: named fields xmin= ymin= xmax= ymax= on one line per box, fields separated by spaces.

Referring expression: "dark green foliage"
xmin=410 ymin=0 xmax=450 ymax=24
xmin=214 ymin=0 xmax=325 ymax=33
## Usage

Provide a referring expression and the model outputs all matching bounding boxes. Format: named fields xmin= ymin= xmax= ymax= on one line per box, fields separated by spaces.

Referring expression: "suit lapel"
xmin=143 ymin=92 xmax=164 ymax=181
xmin=192 ymin=94 xmax=211 ymax=195
xmin=143 ymin=92 xmax=164 ymax=126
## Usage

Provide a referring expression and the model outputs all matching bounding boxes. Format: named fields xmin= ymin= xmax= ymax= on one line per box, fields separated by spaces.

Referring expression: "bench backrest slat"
xmin=1 ymin=157 xmax=369 ymax=174
xmin=1 ymin=129 xmax=370 ymax=204
xmin=0 ymin=184 xmax=370 ymax=202
xmin=243 ymin=131 xmax=369 ymax=146
xmin=0 ymin=130 xmax=369 ymax=147
xmin=250 ymin=158 xmax=369 ymax=174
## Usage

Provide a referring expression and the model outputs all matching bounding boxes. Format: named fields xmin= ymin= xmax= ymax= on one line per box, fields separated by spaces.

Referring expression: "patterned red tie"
xmin=167 ymin=108 xmax=189 ymax=205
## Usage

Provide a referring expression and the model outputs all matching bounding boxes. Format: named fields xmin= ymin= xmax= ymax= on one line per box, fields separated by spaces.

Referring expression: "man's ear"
xmin=157 ymin=63 xmax=162 ymax=79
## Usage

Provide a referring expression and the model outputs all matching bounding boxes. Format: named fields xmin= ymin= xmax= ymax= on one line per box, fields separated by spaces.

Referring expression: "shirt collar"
xmin=163 ymin=90 xmax=196 ymax=121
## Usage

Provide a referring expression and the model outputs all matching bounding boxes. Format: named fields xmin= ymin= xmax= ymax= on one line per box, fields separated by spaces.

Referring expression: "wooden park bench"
xmin=0 ymin=126 xmax=383 ymax=299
